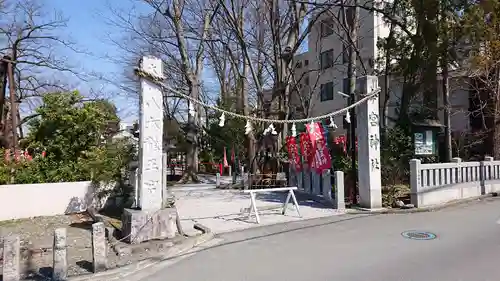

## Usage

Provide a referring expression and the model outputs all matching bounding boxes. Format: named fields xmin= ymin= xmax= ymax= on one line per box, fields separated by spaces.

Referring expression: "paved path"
xmin=174 ymin=188 xmax=342 ymax=235
xmin=144 ymin=197 xmax=500 ymax=281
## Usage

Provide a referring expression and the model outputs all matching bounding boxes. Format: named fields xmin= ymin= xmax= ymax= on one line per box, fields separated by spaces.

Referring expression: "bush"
xmin=0 ymin=92 xmax=136 ymax=186
xmin=0 ymin=138 xmax=135 ymax=185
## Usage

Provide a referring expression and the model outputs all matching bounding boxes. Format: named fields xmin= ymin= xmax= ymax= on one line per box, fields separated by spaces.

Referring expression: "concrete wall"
xmin=410 ymin=157 xmax=500 ymax=208
xmin=0 ymin=181 xmax=114 ymax=221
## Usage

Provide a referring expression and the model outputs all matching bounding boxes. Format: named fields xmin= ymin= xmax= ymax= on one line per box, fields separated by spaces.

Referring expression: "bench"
xmin=242 ymin=186 xmax=302 ymax=224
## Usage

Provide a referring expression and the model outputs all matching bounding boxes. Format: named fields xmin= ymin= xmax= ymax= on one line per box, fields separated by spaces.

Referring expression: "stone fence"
xmin=410 ymin=156 xmax=500 ymax=207
xmin=0 ymin=222 xmax=107 ymax=281
xmin=288 ymin=168 xmax=346 ymax=210
xmin=0 ymin=181 xmax=116 ymax=221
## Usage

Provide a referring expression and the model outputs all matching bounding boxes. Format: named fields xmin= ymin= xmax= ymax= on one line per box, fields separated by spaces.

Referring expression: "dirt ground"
xmin=0 ymin=214 xmax=187 ymax=280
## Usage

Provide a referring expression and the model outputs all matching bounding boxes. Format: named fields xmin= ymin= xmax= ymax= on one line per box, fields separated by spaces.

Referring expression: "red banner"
xmin=223 ymin=147 xmax=229 ymax=167
xmin=286 ymin=136 xmax=302 ymax=171
xmin=306 ymin=122 xmax=332 ymax=173
xmin=299 ymin=132 xmax=315 ymax=170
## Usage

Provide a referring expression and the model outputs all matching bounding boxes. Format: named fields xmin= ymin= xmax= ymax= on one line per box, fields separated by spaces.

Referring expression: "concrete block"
xmin=92 ymin=222 xmax=107 ymax=273
xmin=2 ymin=235 xmax=20 ymax=281
xmin=334 ymin=171 xmax=345 ymax=210
xmin=121 ymin=208 xmax=177 ymax=244
xmin=53 ymin=228 xmax=67 ymax=280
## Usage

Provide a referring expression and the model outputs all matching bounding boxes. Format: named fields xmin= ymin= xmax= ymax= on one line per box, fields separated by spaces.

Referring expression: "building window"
xmin=320 ymin=49 xmax=334 ymax=70
xmin=304 ymin=76 xmax=309 ymax=86
xmin=320 ymin=82 xmax=334 ymax=101
xmin=304 ymin=59 xmax=309 ymax=66
xmin=320 ymin=18 xmax=334 ymax=38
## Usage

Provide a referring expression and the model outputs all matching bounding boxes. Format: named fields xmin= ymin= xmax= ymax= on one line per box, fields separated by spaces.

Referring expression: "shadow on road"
xmin=150 ymin=213 xmax=377 ymax=263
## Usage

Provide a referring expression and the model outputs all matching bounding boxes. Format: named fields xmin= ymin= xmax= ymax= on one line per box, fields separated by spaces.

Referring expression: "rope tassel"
xmin=219 ymin=113 xmax=225 ymax=127
xmin=264 ymin=123 xmax=277 ymax=135
xmin=188 ymin=103 xmax=196 ymax=117
xmin=329 ymin=116 xmax=337 ymax=129
xmin=345 ymin=111 xmax=351 ymax=124
xmin=291 ymin=123 xmax=297 ymax=137
xmin=245 ymin=120 xmax=252 ymax=135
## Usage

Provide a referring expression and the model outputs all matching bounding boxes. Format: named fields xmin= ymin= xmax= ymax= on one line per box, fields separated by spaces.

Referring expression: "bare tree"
xmin=106 ymin=0 xmax=218 ymax=182
xmin=0 ymin=0 xmax=84 ymax=148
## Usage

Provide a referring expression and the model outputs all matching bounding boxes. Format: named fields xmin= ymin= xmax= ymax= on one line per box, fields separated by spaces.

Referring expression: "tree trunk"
xmin=179 ymin=79 xmax=200 ymax=183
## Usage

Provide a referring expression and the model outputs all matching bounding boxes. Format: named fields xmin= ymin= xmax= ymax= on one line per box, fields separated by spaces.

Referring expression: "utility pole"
xmin=346 ymin=0 xmax=359 ymax=205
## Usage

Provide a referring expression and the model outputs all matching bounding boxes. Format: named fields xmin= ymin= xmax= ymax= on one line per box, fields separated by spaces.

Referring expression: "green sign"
xmin=414 ymin=130 xmax=436 ymax=155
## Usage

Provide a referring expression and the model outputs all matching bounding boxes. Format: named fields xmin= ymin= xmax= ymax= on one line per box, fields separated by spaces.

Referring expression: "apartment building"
xmin=288 ymin=4 xmax=472 ymax=135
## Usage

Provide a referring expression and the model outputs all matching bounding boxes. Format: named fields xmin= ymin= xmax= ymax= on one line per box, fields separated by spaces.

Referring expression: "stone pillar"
xmin=242 ymin=172 xmax=249 ymax=189
xmin=216 ymin=173 xmax=221 ymax=187
xmin=132 ymin=167 xmax=139 ymax=208
xmin=481 ymin=156 xmax=493 ymax=194
xmin=297 ymin=170 xmax=303 ymax=191
xmin=92 ymin=222 xmax=107 ymax=273
xmin=162 ymin=152 xmax=169 ymax=208
xmin=138 ymin=56 xmax=164 ymax=211
xmin=288 ymin=165 xmax=297 ymax=187
xmin=334 ymin=171 xmax=345 ymax=210
xmin=409 ymin=159 xmax=421 ymax=207
xmin=356 ymin=76 xmax=382 ymax=209
xmin=2 ymin=235 xmax=20 ymax=281
xmin=451 ymin=157 xmax=462 ymax=184
xmin=311 ymin=172 xmax=320 ymax=195
xmin=53 ymin=228 xmax=67 ymax=280
xmin=322 ymin=169 xmax=332 ymax=202
xmin=303 ymin=168 xmax=311 ymax=194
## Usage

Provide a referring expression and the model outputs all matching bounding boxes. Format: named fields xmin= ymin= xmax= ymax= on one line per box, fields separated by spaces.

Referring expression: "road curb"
xmin=68 ymin=225 xmax=214 ymax=281
xmin=346 ymin=193 xmax=500 ymax=215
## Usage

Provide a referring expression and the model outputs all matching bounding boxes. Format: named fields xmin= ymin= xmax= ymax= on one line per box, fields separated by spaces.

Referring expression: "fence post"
xmin=297 ymin=170 xmax=303 ymax=191
xmin=303 ymin=169 xmax=311 ymax=194
xmin=2 ymin=235 xmax=20 ymax=281
xmin=289 ymin=165 xmax=297 ymax=187
xmin=322 ymin=169 xmax=333 ymax=202
xmin=92 ymin=222 xmax=107 ymax=273
xmin=53 ymin=228 xmax=67 ymax=281
xmin=216 ymin=173 xmax=220 ymax=188
xmin=482 ymin=156 xmax=494 ymax=194
xmin=451 ymin=157 xmax=462 ymax=183
xmin=311 ymin=172 xmax=320 ymax=195
xmin=409 ymin=159 xmax=422 ymax=208
xmin=333 ymin=171 xmax=345 ymax=210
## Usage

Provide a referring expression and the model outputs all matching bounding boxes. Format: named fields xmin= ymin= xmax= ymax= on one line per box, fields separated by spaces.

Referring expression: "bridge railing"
xmin=410 ymin=156 xmax=500 ymax=207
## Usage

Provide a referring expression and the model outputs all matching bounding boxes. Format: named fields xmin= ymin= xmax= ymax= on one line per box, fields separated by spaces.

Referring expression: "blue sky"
xmin=43 ymin=0 xmax=309 ymax=123
xmin=45 ymin=0 xmax=142 ymax=122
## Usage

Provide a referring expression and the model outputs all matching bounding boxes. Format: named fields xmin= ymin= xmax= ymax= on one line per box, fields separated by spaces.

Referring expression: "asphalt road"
xmin=144 ymin=198 xmax=500 ymax=281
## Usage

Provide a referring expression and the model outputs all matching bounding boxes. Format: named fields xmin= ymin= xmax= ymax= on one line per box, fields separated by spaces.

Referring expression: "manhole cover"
xmin=401 ymin=231 xmax=437 ymax=240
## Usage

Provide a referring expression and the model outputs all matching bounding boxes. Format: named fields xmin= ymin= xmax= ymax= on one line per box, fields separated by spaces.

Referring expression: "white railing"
xmin=410 ymin=156 xmax=500 ymax=207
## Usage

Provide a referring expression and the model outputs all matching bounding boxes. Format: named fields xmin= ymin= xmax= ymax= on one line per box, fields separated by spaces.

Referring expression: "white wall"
xmin=0 ymin=181 xmax=114 ymax=221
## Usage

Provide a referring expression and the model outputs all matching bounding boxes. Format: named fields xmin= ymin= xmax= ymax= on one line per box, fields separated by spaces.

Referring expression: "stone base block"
xmin=121 ymin=208 xmax=177 ymax=244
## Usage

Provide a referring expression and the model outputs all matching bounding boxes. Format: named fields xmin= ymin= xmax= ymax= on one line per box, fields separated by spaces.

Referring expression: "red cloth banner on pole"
xmin=299 ymin=132 xmax=315 ymax=170
xmin=223 ymin=147 xmax=229 ymax=167
xmin=286 ymin=136 xmax=302 ymax=172
xmin=306 ymin=122 xmax=332 ymax=173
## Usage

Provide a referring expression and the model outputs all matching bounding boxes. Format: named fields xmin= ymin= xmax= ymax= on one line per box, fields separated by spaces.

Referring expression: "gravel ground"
xmin=0 ymin=214 xmax=187 ymax=280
